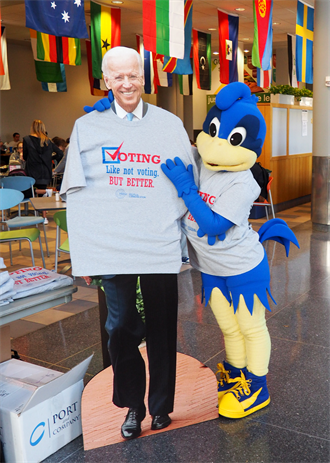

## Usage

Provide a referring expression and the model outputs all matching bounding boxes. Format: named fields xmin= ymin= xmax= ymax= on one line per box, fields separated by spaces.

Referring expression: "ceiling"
xmin=0 ymin=0 xmax=315 ymax=54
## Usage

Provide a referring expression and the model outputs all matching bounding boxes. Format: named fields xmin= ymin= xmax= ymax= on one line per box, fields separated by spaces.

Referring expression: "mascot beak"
xmin=196 ymin=131 xmax=257 ymax=172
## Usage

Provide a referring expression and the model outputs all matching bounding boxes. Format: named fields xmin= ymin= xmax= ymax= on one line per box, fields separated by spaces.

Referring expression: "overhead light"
xmin=111 ymin=1 xmax=123 ymax=3
xmin=273 ymin=22 xmax=280 ymax=25
xmin=208 ymin=28 xmax=217 ymax=31
xmin=213 ymin=51 xmax=219 ymax=55
xmin=244 ymin=49 xmax=249 ymax=53
xmin=243 ymin=38 xmax=250 ymax=41
xmin=235 ymin=8 xmax=245 ymax=11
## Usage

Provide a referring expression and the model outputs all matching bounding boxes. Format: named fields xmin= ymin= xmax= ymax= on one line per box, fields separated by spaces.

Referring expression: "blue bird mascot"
xmin=161 ymin=82 xmax=299 ymax=419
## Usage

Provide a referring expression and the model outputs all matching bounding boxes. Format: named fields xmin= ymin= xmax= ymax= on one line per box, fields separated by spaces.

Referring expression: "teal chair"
xmin=0 ymin=176 xmax=50 ymax=257
xmin=53 ymin=210 xmax=70 ymax=272
xmin=0 ymin=189 xmax=45 ymax=267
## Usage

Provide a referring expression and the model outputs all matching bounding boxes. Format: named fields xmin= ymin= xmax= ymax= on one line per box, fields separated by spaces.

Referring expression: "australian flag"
xmin=25 ymin=0 xmax=88 ymax=39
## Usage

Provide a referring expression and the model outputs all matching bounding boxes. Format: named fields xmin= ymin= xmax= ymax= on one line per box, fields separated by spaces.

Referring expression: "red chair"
xmin=253 ymin=176 xmax=275 ymax=220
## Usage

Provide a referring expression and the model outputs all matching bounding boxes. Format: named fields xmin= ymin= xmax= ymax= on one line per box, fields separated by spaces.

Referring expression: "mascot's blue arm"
xmin=161 ymin=157 xmax=234 ymax=241
xmin=83 ymin=90 xmax=114 ymax=113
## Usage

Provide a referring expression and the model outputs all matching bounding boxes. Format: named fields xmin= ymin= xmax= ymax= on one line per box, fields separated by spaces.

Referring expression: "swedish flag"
xmin=296 ymin=0 xmax=314 ymax=84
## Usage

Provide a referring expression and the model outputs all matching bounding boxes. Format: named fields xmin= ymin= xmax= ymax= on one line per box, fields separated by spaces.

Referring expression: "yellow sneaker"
xmin=216 ymin=361 xmax=247 ymax=401
xmin=219 ymin=370 xmax=270 ymax=419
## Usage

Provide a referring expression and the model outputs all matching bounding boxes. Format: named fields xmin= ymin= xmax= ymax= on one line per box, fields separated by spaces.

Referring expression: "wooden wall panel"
xmin=257 ymin=103 xmax=312 ymax=205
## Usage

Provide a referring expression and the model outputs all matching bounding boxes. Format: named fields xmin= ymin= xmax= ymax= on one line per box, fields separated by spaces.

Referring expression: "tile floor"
xmin=3 ymin=202 xmax=330 ymax=462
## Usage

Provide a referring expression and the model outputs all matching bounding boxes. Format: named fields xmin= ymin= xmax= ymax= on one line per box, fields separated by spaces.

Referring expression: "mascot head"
xmin=196 ymin=82 xmax=267 ymax=172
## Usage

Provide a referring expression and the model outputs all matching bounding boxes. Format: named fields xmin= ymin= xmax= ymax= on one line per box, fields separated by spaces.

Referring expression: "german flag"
xmin=37 ymin=31 xmax=81 ymax=66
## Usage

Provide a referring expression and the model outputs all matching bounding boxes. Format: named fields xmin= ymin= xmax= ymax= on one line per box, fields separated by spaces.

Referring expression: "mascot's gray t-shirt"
xmin=60 ymin=103 xmax=195 ymax=276
xmin=182 ymin=167 xmax=264 ymax=277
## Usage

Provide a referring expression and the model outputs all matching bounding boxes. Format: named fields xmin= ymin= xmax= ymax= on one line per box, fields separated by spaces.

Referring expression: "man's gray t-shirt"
xmin=60 ymin=103 xmax=196 ymax=276
xmin=182 ymin=167 xmax=264 ymax=277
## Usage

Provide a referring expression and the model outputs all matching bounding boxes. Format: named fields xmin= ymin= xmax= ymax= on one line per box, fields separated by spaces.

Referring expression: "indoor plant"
xmin=267 ymin=84 xmax=296 ymax=104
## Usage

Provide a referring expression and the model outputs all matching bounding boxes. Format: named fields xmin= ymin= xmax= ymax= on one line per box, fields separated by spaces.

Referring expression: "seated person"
xmin=7 ymin=132 xmax=20 ymax=150
xmin=9 ymin=142 xmax=25 ymax=172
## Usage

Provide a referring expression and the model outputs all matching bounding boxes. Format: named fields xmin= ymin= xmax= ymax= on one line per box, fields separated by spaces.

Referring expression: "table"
xmin=30 ymin=196 xmax=69 ymax=271
xmin=30 ymin=196 xmax=66 ymax=211
xmin=0 ymin=285 xmax=77 ymax=362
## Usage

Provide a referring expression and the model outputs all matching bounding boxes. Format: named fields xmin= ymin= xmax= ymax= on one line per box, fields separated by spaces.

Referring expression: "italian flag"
xmin=143 ymin=0 xmax=185 ymax=59
xmin=90 ymin=1 xmax=121 ymax=79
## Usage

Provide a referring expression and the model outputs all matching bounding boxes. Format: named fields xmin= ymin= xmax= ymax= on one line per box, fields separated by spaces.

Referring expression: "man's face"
xmin=103 ymin=54 xmax=144 ymax=113
xmin=14 ymin=134 xmax=20 ymax=142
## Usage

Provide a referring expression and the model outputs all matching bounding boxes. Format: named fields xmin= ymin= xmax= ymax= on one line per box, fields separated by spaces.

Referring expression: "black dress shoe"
xmin=151 ymin=414 xmax=171 ymax=430
xmin=121 ymin=408 xmax=145 ymax=439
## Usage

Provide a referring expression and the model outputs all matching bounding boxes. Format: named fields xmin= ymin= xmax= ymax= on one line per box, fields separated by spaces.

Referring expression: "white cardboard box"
xmin=0 ymin=355 xmax=92 ymax=463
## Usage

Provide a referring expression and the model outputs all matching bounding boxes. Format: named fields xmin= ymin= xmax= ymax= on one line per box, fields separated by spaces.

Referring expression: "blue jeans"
xmin=102 ymin=274 xmax=178 ymax=416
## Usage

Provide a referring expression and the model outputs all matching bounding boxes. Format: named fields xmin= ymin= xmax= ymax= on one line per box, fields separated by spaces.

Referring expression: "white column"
xmin=311 ymin=0 xmax=330 ymax=230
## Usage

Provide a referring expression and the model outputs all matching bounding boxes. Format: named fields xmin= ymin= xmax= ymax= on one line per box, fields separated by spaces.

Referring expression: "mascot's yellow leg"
xmin=234 ymin=294 xmax=271 ymax=376
xmin=210 ymin=289 xmax=271 ymax=418
xmin=209 ymin=288 xmax=248 ymax=401
xmin=209 ymin=287 xmax=247 ymax=368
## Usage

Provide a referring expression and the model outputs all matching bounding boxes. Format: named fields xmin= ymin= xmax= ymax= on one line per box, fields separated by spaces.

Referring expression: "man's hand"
xmin=84 ymin=90 xmax=114 ymax=113
xmin=161 ymin=157 xmax=197 ymax=197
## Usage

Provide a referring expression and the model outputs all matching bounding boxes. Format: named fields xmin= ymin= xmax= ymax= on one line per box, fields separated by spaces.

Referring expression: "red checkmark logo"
xmin=106 ymin=142 xmax=124 ymax=161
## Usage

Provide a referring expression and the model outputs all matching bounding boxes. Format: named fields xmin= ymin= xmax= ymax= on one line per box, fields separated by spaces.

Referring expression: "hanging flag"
xmin=296 ymin=0 xmax=314 ymax=84
xmin=90 ymin=1 xmax=121 ymax=79
xmin=42 ymin=64 xmax=67 ymax=92
xmin=155 ymin=54 xmax=173 ymax=87
xmin=163 ymin=0 xmax=193 ymax=75
xmin=218 ymin=9 xmax=239 ymax=84
xmin=34 ymin=60 xmax=64 ymax=83
xmin=193 ymin=29 xmax=211 ymax=90
xmin=252 ymin=0 xmax=273 ymax=70
xmin=287 ymin=34 xmax=298 ymax=87
xmin=86 ymin=40 xmax=109 ymax=97
xmin=25 ymin=0 xmax=88 ymax=39
xmin=0 ymin=26 xmax=10 ymax=90
xmin=37 ymin=32 xmax=81 ymax=66
xmin=178 ymin=73 xmax=192 ymax=95
xmin=0 ymin=10 xmax=4 ymax=76
xmin=137 ymin=35 xmax=157 ymax=94
xmin=143 ymin=0 xmax=184 ymax=59
xmin=29 ymin=28 xmax=40 ymax=61
xmin=257 ymin=65 xmax=272 ymax=89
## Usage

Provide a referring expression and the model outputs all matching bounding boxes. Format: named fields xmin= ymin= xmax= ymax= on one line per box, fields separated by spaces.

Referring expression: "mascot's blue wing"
xmin=258 ymin=219 xmax=300 ymax=257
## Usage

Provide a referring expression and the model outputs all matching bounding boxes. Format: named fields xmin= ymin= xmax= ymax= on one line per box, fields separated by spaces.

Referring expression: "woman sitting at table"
xmin=9 ymin=141 xmax=25 ymax=170
xmin=23 ymin=120 xmax=63 ymax=224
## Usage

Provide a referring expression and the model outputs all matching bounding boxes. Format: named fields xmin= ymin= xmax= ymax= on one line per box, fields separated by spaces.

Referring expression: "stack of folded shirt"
xmin=0 ymin=271 xmax=17 ymax=306
xmin=10 ymin=267 xmax=73 ymax=299
xmin=0 ymin=258 xmax=17 ymax=305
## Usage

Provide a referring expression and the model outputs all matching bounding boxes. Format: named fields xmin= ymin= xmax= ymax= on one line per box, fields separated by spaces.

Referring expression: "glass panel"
xmin=289 ymin=109 xmax=313 ymax=155
xmin=272 ymin=107 xmax=287 ymax=157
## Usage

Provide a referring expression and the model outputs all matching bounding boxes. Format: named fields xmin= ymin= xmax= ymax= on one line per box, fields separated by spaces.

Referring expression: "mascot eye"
xmin=227 ymin=127 xmax=247 ymax=146
xmin=209 ymin=117 xmax=220 ymax=138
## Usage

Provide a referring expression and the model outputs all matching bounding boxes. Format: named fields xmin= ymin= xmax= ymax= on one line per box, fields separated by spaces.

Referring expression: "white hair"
xmin=101 ymin=46 xmax=143 ymax=77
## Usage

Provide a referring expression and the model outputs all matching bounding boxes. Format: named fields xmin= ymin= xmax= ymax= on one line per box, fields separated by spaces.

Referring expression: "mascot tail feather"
xmin=258 ymin=219 xmax=300 ymax=257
